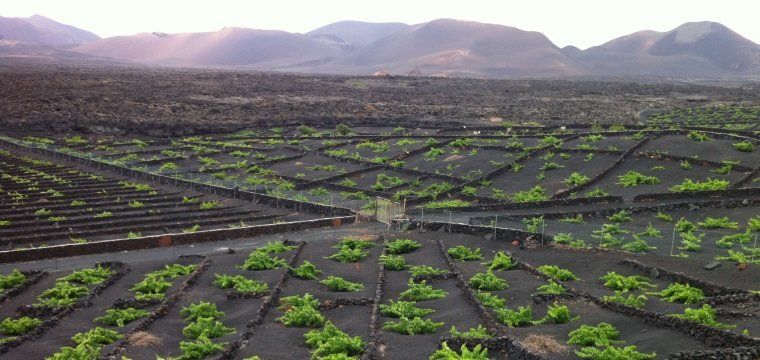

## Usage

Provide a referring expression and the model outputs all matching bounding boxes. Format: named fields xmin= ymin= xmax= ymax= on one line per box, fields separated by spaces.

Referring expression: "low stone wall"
xmin=555 ymin=136 xmax=651 ymax=198
xmin=621 ymin=259 xmax=749 ymax=297
xmin=483 ymin=197 xmax=760 ymax=221
xmin=0 ymin=216 xmax=353 ymax=263
xmin=633 ymin=188 xmax=760 ymax=202
xmin=0 ymin=137 xmax=356 ymax=218
xmin=409 ymin=195 xmax=623 ymax=215
xmin=407 ymin=220 xmax=551 ymax=247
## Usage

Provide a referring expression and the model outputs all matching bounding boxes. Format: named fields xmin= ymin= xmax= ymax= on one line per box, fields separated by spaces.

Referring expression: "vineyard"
xmin=0 ymin=109 xmax=758 ymax=359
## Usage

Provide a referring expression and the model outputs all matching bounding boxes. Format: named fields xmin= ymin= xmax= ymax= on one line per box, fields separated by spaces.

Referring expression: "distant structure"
xmin=407 ymin=68 xmax=423 ymax=77
xmin=372 ymin=70 xmax=390 ymax=77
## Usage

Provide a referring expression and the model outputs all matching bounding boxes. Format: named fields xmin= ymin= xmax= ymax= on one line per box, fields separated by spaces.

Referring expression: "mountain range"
xmin=1 ymin=15 xmax=758 ymax=79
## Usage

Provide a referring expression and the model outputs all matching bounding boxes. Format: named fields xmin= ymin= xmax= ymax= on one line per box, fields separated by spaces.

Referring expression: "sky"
xmin=3 ymin=0 xmax=759 ymax=49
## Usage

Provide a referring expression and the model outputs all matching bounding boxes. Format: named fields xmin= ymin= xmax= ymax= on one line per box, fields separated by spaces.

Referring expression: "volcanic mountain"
xmin=0 ymin=14 xmax=99 ymax=45
xmin=569 ymin=21 xmax=760 ymax=77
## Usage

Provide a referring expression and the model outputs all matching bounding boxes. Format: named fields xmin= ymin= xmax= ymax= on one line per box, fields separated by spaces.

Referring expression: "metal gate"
xmin=374 ymin=197 xmax=405 ymax=228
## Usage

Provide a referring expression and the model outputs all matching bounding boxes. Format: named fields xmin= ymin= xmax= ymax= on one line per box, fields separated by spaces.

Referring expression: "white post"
xmin=493 ymin=215 xmax=498 ymax=240
xmin=541 ymin=219 xmax=546 ymax=246
xmin=670 ymin=225 xmax=677 ymax=256
xmin=420 ymin=207 xmax=424 ymax=230
xmin=448 ymin=210 xmax=452 ymax=233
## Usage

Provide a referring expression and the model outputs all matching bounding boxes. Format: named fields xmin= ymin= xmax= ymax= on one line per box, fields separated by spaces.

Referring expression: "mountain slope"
xmin=22 ymin=15 xmax=100 ymax=44
xmin=307 ymin=20 xmax=409 ymax=47
xmin=572 ymin=22 xmax=760 ymax=77
xmin=73 ymin=27 xmax=347 ymax=67
xmin=0 ymin=15 xmax=99 ymax=45
xmin=321 ymin=19 xmax=588 ymax=77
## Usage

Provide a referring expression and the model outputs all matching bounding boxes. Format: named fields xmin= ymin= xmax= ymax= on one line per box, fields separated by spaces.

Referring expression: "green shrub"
xmin=469 ymin=270 xmax=508 ymax=291
xmin=599 ymin=272 xmax=654 ymax=292
xmin=675 ymin=218 xmax=698 ymax=234
xmin=670 ymin=178 xmax=729 ymax=192
xmin=320 ymin=276 xmax=364 ymax=292
xmin=475 ymin=291 xmax=506 ymax=308
xmin=409 ymin=265 xmax=447 ymax=277
xmin=47 ymin=344 xmax=102 ymax=360
xmin=131 ymin=275 xmax=171 ymax=301
xmin=576 ymin=345 xmax=655 ymax=359
xmin=537 ymin=265 xmax=578 ymax=281
xmin=749 ymin=216 xmax=760 ymax=232
xmin=380 ymin=254 xmax=407 ymax=271
xmin=304 ymin=321 xmax=365 ymax=359
xmin=0 ymin=316 xmax=41 ymax=335
xmin=383 ymin=316 xmax=443 ymax=335
xmin=95 ymin=308 xmax=149 ymax=327
xmin=379 ymin=300 xmax=434 ymax=318
xmin=655 ymin=212 xmax=673 ymax=222
xmin=698 ymin=217 xmax=739 ymax=229
xmin=553 ymin=233 xmax=575 ymax=245
xmin=213 ymin=274 xmax=268 ymax=295
xmin=182 ymin=317 xmax=234 ymax=339
xmin=585 ymin=188 xmax=610 ymax=198
xmin=621 ymin=238 xmax=656 ymax=253
xmin=494 ymin=306 xmax=534 ymax=327
xmin=449 ymin=325 xmax=491 ymax=340
xmin=59 ymin=266 xmax=112 ymax=285
xmin=534 ymin=302 xmax=577 ymax=324
xmin=447 ymin=246 xmax=483 ymax=261
xmin=291 ymin=261 xmax=322 ymax=280
xmin=181 ymin=301 xmax=224 ymax=321
xmin=239 ymin=249 xmax=286 ymax=271
xmin=430 ymin=342 xmax=488 ymax=360
xmin=649 ymin=283 xmax=704 ymax=304
xmin=509 ymin=185 xmax=549 ymax=203
xmin=523 ymin=216 xmax=544 ymax=233
xmin=484 ymin=251 xmax=516 ymax=271
xmin=616 ymin=171 xmax=660 ymax=187
xmin=327 ymin=247 xmax=369 ymax=263
xmin=257 ymin=241 xmax=297 ymax=253
xmin=559 ymin=214 xmax=585 ymax=224
xmin=687 ymin=131 xmax=710 ymax=142
xmin=277 ymin=294 xmax=325 ymax=328
xmin=716 ymin=230 xmax=753 ymax=248
xmin=563 ymin=172 xmax=590 ymax=187
xmin=602 ymin=292 xmax=647 ymax=308
xmin=399 ymin=279 xmax=448 ymax=301
xmin=678 ymin=232 xmax=704 ymax=252
xmin=607 ymin=210 xmax=632 ymax=223
xmin=671 ymin=304 xmax=735 ymax=329
xmin=334 ymin=237 xmax=375 ymax=250
xmin=279 ymin=294 xmax=319 ymax=310
xmin=71 ymin=326 xmax=122 ymax=346
xmin=175 ymin=335 xmax=226 ymax=359
xmin=424 ymin=199 xmax=472 ymax=209
xmin=733 ymin=141 xmax=755 ymax=152
xmin=567 ymin=322 xmax=620 ymax=346
xmin=539 ymin=135 xmax=563 ymax=148
xmin=385 ymin=239 xmax=421 ymax=254
xmin=636 ymin=223 xmax=662 ymax=237
xmin=536 ymin=280 xmax=566 ymax=295
xmin=0 ymin=269 xmax=26 ymax=291
xmin=36 ymin=281 xmax=89 ymax=308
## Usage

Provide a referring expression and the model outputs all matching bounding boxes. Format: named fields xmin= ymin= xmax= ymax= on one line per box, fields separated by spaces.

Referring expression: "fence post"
xmin=493 ymin=215 xmax=498 ymax=240
xmin=420 ymin=208 xmax=424 ymax=231
xmin=670 ymin=225 xmax=677 ymax=256
xmin=448 ymin=211 xmax=452 ymax=233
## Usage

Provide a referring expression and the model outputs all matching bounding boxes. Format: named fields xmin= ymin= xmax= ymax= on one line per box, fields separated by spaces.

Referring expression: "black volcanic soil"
xmin=2 ymin=64 xmax=759 ymax=136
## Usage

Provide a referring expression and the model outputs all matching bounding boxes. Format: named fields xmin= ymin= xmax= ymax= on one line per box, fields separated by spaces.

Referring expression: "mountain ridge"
xmin=2 ymin=15 xmax=758 ymax=79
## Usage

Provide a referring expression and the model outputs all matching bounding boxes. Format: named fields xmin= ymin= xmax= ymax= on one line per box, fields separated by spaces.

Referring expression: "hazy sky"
xmin=3 ymin=0 xmax=758 ymax=49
